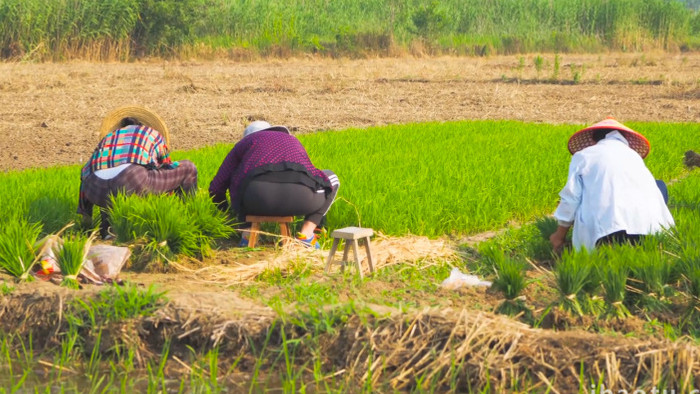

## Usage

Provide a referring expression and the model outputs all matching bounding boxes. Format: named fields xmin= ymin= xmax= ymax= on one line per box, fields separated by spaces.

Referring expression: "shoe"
xmin=238 ymin=236 xmax=249 ymax=248
xmin=296 ymin=233 xmax=320 ymax=250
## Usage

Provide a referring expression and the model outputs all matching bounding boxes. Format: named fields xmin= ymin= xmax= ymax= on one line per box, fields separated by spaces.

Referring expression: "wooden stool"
xmin=325 ymin=227 xmax=375 ymax=278
xmin=245 ymin=215 xmax=293 ymax=248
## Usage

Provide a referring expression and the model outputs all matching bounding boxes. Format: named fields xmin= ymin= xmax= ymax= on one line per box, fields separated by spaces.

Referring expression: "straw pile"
xmin=172 ymin=233 xmax=460 ymax=285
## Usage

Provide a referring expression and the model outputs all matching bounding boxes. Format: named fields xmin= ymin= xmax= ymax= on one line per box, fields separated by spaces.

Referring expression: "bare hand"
xmin=549 ymin=225 xmax=571 ymax=252
xmin=550 ymin=232 xmax=565 ymax=251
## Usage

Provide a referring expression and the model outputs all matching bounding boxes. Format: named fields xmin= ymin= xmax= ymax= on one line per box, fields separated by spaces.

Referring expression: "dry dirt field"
xmin=1 ymin=52 xmax=699 ymax=171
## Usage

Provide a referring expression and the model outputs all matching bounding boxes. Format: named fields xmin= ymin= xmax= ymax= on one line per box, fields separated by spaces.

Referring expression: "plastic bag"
xmin=36 ymin=235 xmax=62 ymax=274
xmin=440 ymin=267 xmax=492 ymax=289
xmin=84 ymin=245 xmax=131 ymax=279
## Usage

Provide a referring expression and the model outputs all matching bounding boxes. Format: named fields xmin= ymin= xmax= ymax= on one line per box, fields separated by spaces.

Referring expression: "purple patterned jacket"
xmin=208 ymin=130 xmax=330 ymax=211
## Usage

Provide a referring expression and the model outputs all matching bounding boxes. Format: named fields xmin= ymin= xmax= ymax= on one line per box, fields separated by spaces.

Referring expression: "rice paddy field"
xmin=3 ymin=30 xmax=700 ymax=394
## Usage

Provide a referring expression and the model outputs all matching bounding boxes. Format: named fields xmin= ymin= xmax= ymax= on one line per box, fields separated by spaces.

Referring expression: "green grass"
xmin=1 ymin=0 xmax=699 ymax=60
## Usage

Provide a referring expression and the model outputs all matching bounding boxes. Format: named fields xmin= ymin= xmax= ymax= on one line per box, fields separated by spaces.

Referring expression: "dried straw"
xmin=171 ymin=233 xmax=459 ymax=285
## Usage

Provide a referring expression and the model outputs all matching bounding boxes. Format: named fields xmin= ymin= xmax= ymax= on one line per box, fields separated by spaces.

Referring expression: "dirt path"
xmin=1 ymin=52 xmax=699 ymax=171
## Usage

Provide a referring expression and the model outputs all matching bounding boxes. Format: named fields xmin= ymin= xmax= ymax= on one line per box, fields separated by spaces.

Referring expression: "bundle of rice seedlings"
xmin=534 ymin=216 xmax=559 ymax=240
xmin=109 ymin=193 xmax=143 ymax=244
xmin=133 ymin=195 xmax=199 ymax=271
xmin=54 ymin=232 xmax=95 ymax=289
xmin=478 ymin=244 xmax=505 ymax=275
xmin=0 ymin=219 xmax=43 ymax=281
xmin=184 ymin=191 xmax=234 ymax=254
xmin=677 ymin=244 xmax=700 ymax=321
xmin=599 ymin=247 xmax=631 ymax=319
xmin=554 ymin=249 xmax=592 ymax=316
xmin=580 ymin=257 xmax=604 ymax=315
xmin=628 ymin=248 xmax=673 ymax=312
xmin=492 ymin=253 xmax=531 ymax=319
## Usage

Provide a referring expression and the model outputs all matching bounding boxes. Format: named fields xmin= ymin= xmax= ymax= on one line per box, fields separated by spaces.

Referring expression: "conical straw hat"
xmin=567 ymin=117 xmax=650 ymax=158
xmin=98 ymin=106 xmax=170 ymax=145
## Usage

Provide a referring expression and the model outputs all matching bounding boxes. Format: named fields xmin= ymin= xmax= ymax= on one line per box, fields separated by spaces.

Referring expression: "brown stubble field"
xmin=1 ymin=52 xmax=699 ymax=172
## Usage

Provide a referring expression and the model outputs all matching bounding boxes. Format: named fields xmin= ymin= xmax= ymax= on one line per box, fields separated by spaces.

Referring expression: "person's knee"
xmin=178 ymin=160 xmax=198 ymax=176
xmin=178 ymin=160 xmax=198 ymax=188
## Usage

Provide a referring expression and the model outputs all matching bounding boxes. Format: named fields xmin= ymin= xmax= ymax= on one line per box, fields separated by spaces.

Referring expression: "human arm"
xmin=551 ymin=154 xmax=584 ymax=250
xmin=208 ymin=147 xmax=241 ymax=211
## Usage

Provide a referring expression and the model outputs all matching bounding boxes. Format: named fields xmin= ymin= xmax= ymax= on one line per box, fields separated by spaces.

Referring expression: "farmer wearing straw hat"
xmin=550 ymin=118 xmax=674 ymax=252
xmin=78 ymin=106 xmax=198 ymax=238
xmin=209 ymin=121 xmax=339 ymax=249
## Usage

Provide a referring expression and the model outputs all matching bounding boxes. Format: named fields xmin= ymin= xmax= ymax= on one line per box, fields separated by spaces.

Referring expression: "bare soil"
xmin=1 ymin=52 xmax=700 ymax=171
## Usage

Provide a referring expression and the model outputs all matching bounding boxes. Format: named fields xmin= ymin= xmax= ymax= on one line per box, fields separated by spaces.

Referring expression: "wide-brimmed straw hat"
xmin=243 ymin=120 xmax=290 ymax=137
xmin=568 ymin=117 xmax=650 ymax=158
xmin=98 ymin=106 xmax=170 ymax=145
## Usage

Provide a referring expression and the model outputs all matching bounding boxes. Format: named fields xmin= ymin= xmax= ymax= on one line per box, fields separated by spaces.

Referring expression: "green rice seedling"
xmin=598 ymin=246 xmax=631 ymax=319
xmin=139 ymin=194 xmax=200 ymax=258
xmin=580 ymin=257 xmax=604 ymax=315
xmin=492 ymin=253 xmax=531 ymax=319
xmin=108 ymin=193 xmax=143 ymax=244
xmin=185 ymin=191 xmax=234 ymax=239
xmin=110 ymin=194 xmax=198 ymax=270
xmin=26 ymin=196 xmax=77 ymax=235
xmin=676 ymin=243 xmax=700 ymax=324
xmin=478 ymin=244 xmax=506 ymax=276
xmin=628 ymin=247 xmax=673 ymax=312
xmin=1 ymin=282 xmax=14 ymax=295
xmin=0 ymin=219 xmax=43 ymax=281
xmin=54 ymin=231 xmax=95 ymax=289
xmin=184 ymin=191 xmax=234 ymax=255
xmin=534 ymin=216 xmax=559 ymax=240
xmin=554 ymin=249 xmax=592 ymax=316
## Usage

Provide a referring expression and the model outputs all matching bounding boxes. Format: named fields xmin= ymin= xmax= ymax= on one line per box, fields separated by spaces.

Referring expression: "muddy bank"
xmin=2 ymin=287 xmax=699 ymax=392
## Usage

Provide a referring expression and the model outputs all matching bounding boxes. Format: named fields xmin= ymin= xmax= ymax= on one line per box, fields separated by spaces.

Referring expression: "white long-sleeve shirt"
xmin=553 ymin=131 xmax=674 ymax=250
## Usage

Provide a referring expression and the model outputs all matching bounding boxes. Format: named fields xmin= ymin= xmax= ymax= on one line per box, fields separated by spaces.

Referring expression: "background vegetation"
xmin=0 ymin=0 xmax=699 ymax=61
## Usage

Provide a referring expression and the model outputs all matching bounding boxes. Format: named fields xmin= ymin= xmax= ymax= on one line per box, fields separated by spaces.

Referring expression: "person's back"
xmin=567 ymin=134 xmax=673 ymax=249
xmin=209 ymin=121 xmax=340 ymax=248
xmin=551 ymin=118 xmax=674 ymax=251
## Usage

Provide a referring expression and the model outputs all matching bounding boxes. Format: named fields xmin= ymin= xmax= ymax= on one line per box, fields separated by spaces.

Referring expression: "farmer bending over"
xmin=78 ymin=106 xmax=198 ymax=238
xmin=550 ymin=118 xmax=674 ymax=251
xmin=209 ymin=121 xmax=339 ymax=248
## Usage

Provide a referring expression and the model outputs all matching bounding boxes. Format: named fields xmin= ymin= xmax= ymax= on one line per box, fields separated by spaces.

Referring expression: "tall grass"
xmin=0 ymin=0 xmax=698 ymax=60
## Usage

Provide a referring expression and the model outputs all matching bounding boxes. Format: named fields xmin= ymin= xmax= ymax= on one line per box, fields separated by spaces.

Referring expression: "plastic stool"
xmin=325 ymin=226 xmax=375 ymax=278
xmin=245 ymin=215 xmax=293 ymax=247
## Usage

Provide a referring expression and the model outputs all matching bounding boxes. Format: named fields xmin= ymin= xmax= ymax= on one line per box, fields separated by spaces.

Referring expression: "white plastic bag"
xmin=440 ymin=267 xmax=492 ymax=289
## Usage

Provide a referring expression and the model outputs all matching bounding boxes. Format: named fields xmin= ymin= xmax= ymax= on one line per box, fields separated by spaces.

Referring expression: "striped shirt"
xmin=81 ymin=125 xmax=173 ymax=179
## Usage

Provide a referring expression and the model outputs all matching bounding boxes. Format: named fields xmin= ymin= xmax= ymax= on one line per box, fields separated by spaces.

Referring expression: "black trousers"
xmin=596 ymin=230 xmax=643 ymax=247
xmin=239 ymin=170 xmax=339 ymax=227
